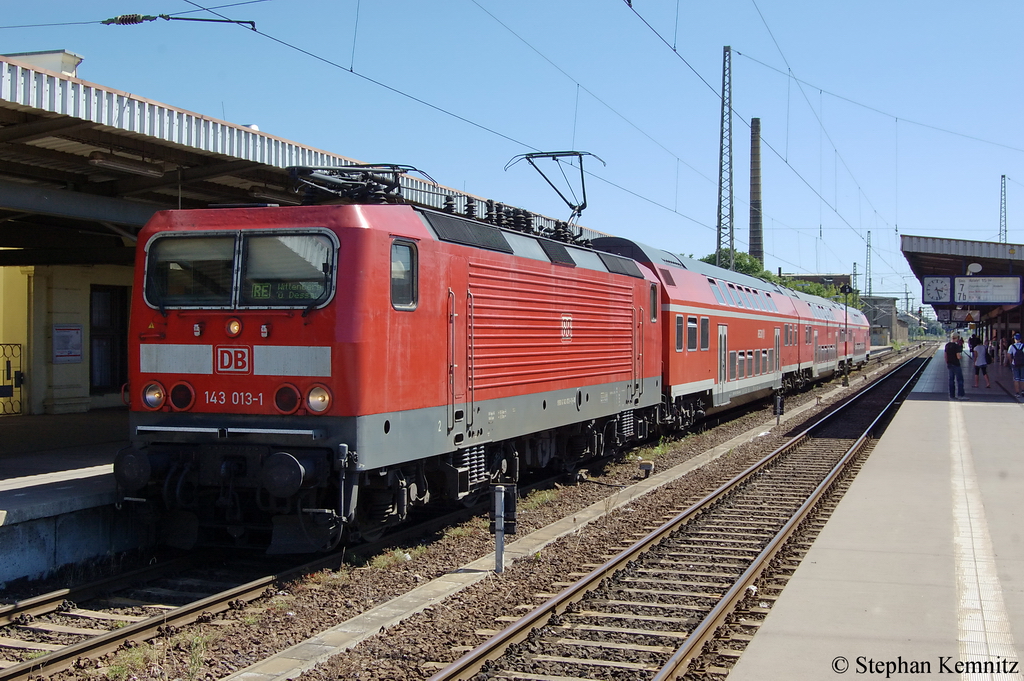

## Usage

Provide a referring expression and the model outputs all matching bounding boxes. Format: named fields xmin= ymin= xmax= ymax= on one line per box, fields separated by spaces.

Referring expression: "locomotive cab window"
xmin=146 ymin=236 xmax=235 ymax=307
xmin=146 ymin=231 xmax=337 ymax=310
xmin=650 ymin=284 xmax=658 ymax=322
xmin=241 ymin=234 xmax=334 ymax=306
xmin=391 ymin=241 xmax=418 ymax=309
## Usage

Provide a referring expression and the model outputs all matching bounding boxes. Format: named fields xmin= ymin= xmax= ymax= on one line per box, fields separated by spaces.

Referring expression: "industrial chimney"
xmin=749 ymin=118 xmax=763 ymax=266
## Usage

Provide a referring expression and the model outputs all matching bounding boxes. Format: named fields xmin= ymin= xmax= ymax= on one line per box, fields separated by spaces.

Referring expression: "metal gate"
xmin=0 ymin=344 xmax=23 ymax=416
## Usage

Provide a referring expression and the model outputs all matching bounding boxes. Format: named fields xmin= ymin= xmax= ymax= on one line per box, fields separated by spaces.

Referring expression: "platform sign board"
xmin=935 ymin=309 xmax=981 ymax=323
xmin=952 ymin=276 xmax=1021 ymax=305
xmin=53 ymin=324 xmax=83 ymax=364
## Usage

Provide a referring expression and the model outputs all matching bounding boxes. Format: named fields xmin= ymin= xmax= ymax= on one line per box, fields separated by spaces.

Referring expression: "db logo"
xmin=216 ymin=346 xmax=251 ymax=374
xmin=561 ymin=314 xmax=573 ymax=342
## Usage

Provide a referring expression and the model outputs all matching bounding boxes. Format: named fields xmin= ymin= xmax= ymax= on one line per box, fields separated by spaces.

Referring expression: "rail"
xmin=427 ymin=350 xmax=930 ymax=680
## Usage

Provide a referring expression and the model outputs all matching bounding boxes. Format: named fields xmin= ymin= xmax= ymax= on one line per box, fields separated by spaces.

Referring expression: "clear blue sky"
xmin=4 ymin=1 xmax=1023 ymax=311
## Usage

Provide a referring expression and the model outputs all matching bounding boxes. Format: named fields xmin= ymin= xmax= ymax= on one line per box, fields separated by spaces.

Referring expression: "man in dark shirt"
xmin=945 ymin=332 xmax=967 ymax=400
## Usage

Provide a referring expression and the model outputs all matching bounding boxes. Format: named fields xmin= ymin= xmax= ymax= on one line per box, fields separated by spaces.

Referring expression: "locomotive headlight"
xmin=306 ymin=385 xmax=331 ymax=413
xmin=142 ymin=382 xmax=166 ymax=409
xmin=170 ymin=382 xmax=195 ymax=410
xmin=226 ymin=318 xmax=242 ymax=337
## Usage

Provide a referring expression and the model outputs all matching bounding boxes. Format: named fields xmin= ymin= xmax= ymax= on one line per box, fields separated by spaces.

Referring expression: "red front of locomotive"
xmin=117 ymin=203 xmax=446 ymax=550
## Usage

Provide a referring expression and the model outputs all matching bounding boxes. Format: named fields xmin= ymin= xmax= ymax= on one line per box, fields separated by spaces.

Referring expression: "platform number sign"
xmin=561 ymin=314 xmax=573 ymax=342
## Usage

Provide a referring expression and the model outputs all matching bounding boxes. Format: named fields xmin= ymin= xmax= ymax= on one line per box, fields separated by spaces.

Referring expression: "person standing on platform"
xmin=945 ymin=332 xmax=967 ymax=400
xmin=972 ymin=337 xmax=991 ymax=388
xmin=1007 ymin=333 xmax=1024 ymax=397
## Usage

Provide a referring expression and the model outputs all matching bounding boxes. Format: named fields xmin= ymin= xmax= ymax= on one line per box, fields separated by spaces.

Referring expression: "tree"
xmin=699 ymin=248 xmax=861 ymax=310
xmin=699 ymin=249 xmax=778 ymax=281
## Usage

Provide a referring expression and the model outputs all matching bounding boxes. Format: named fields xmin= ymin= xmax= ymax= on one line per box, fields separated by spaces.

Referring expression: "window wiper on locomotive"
xmin=301 ymin=264 xmax=332 ymax=318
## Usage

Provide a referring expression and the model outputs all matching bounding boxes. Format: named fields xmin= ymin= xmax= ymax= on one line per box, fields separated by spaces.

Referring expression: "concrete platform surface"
xmin=729 ymin=348 xmax=1024 ymax=681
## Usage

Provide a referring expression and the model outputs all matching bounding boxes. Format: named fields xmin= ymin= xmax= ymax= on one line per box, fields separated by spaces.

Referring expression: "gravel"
xmin=43 ymin=382 xmax=853 ymax=681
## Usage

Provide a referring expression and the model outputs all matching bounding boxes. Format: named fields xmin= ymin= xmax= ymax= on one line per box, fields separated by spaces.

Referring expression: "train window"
xmin=675 ymin=316 xmax=683 ymax=352
xmin=729 ymin=351 xmax=737 ymax=380
xmin=765 ymin=293 xmax=778 ymax=312
xmin=738 ymin=352 xmax=745 ymax=379
xmin=700 ymin=317 xmax=710 ymax=350
xmin=727 ymin=284 xmax=743 ymax=307
xmin=806 ymin=325 xmax=812 ymax=344
xmin=146 ymin=235 xmax=235 ymax=307
xmin=650 ymin=284 xmax=658 ymax=322
xmin=687 ymin=317 xmax=698 ymax=351
xmin=391 ymin=241 xmax=418 ymax=309
xmin=708 ymin=279 xmax=726 ymax=305
xmin=755 ymin=291 xmax=768 ymax=311
xmin=241 ymin=234 xmax=334 ymax=306
xmin=768 ymin=349 xmax=774 ymax=371
xmin=749 ymin=350 xmax=756 ymax=375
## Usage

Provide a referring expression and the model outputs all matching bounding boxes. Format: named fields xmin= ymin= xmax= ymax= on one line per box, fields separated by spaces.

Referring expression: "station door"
xmin=0 ymin=343 xmax=23 ymax=416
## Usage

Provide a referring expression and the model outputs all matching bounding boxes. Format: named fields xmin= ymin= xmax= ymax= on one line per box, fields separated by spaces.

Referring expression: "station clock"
xmin=922 ymin=276 xmax=952 ymax=304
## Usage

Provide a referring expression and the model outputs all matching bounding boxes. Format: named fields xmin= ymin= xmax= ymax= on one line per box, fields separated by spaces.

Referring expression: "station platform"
xmin=0 ymin=409 xmax=130 ymax=584
xmin=730 ymin=347 xmax=1024 ymax=680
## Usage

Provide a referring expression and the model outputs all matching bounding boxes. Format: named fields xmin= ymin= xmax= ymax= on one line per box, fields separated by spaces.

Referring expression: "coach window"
xmin=391 ymin=241 xmax=418 ymax=309
xmin=727 ymin=284 xmax=743 ymax=307
xmin=687 ymin=316 xmax=698 ymax=351
xmin=650 ymin=284 xmax=658 ymax=322
xmin=729 ymin=351 xmax=737 ymax=380
xmin=675 ymin=315 xmax=684 ymax=352
xmin=700 ymin=317 xmax=710 ymax=350
xmin=805 ymin=325 xmax=812 ymax=344
xmin=708 ymin=279 xmax=726 ymax=305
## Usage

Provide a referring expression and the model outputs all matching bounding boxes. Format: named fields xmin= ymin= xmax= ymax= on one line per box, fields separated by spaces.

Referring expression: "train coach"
xmin=113 ymin=172 xmax=869 ymax=553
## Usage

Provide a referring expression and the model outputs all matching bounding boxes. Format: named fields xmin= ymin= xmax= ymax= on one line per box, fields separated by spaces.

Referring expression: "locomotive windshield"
xmin=145 ymin=231 xmax=335 ymax=309
xmin=240 ymin=234 xmax=333 ymax=305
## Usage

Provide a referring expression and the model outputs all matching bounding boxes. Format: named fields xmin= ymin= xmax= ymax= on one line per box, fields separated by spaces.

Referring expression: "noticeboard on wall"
xmin=53 ymin=324 xmax=83 ymax=364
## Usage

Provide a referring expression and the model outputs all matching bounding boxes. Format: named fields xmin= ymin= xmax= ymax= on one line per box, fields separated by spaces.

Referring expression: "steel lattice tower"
xmin=716 ymin=46 xmax=734 ymax=270
xmin=1000 ymin=174 xmax=1007 ymax=243
xmin=866 ymin=230 xmax=872 ymax=295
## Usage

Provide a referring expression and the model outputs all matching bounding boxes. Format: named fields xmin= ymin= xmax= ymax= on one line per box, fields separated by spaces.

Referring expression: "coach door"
xmin=811 ymin=329 xmax=820 ymax=378
xmin=773 ymin=327 xmax=781 ymax=386
xmin=715 ymin=324 xmax=728 ymax=406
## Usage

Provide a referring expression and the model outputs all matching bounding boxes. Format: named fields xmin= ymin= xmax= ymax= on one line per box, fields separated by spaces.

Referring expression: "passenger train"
xmin=113 ymin=166 xmax=870 ymax=552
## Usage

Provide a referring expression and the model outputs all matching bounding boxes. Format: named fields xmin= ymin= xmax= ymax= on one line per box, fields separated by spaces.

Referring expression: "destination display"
xmin=952 ymin=276 xmax=1021 ymax=305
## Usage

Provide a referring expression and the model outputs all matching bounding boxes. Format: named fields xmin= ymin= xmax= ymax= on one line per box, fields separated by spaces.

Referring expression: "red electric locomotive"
xmin=114 ymin=165 xmax=869 ymax=553
xmin=115 ymin=174 xmax=663 ymax=551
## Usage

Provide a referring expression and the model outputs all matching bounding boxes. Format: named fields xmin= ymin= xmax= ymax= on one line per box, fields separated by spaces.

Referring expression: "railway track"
xmin=428 ymin=353 xmax=929 ymax=681
xmin=0 ymin=346 xmax=926 ymax=680
xmin=0 ymin=551 xmax=337 ymax=680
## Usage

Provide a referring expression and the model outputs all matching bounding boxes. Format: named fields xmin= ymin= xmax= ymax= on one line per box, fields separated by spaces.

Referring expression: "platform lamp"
xmin=840 ymin=283 xmax=854 ymax=386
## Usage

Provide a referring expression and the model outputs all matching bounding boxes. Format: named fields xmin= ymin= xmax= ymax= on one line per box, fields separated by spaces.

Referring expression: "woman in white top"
xmin=973 ymin=339 xmax=991 ymax=388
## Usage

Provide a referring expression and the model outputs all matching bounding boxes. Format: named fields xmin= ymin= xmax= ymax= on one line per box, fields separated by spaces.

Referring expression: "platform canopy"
xmin=0 ymin=53 xmax=458 ymax=267
xmin=901 ymin=234 xmax=1024 ymax=322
